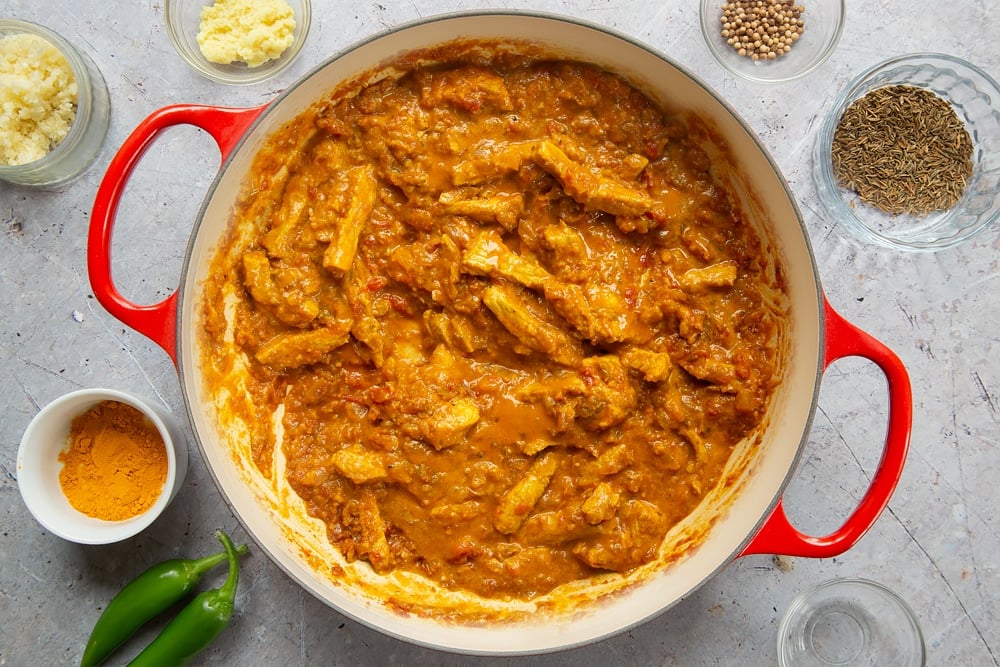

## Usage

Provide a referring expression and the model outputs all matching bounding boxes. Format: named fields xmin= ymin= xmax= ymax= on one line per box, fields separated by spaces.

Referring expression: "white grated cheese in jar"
xmin=0 ymin=33 xmax=78 ymax=166
xmin=196 ymin=0 xmax=296 ymax=68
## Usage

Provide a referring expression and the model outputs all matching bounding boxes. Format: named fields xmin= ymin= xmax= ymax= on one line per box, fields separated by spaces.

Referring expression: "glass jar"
xmin=0 ymin=19 xmax=111 ymax=187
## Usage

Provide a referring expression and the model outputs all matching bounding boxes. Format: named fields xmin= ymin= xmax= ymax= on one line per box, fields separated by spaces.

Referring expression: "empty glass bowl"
xmin=699 ymin=0 xmax=845 ymax=83
xmin=778 ymin=578 xmax=926 ymax=666
xmin=165 ymin=0 xmax=311 ymax=85
xmin=814 ymin=53 xmax=1000 ymax=251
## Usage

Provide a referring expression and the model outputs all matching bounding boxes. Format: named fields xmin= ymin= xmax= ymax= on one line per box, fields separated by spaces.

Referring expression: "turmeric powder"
xmin=58 ymin=400 xmax=168 ymax=521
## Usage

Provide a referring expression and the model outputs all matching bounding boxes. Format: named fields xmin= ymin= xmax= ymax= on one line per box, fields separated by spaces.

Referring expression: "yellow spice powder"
xmin=196 ymin=0 xmax=296 ymax=68
xmin=58 ymin=400 xmax=168 ymax=521
xmin=0 ymin=33 xmax=78 ymax=166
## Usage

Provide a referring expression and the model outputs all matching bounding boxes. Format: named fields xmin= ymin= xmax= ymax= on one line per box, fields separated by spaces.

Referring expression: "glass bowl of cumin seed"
xmin=814 ymin=53 xmax=1000 ymax=251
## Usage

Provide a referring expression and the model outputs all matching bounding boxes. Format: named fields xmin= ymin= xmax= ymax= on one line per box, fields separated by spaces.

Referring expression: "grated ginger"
xmin=0 ymin=33 xmax=78 ymax=166
xmin=196 ymin=0 xmax=296 ymax=68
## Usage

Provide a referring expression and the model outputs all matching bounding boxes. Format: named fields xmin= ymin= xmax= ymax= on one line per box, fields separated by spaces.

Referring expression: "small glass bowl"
xmin=699 ymin=0 xmax=845 ymax=83
xmin=17 ymin=389 xmax=189 ymax=545
xmin=0 ymin=19 xmax=110 ymax=187
xmin=165 ymin=0 xmax=311 ymax=85
xmin=778 ymin=579 xmax=926 ymax=666
xmin=814 ymin=53 xmax=1000 ymax=251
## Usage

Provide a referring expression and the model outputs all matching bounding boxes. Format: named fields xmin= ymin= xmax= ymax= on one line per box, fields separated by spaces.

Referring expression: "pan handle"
xmin=739 ymin=296 xmax=912 ymax=558
xmin=88 ymin=104 xmax=267 ymax=365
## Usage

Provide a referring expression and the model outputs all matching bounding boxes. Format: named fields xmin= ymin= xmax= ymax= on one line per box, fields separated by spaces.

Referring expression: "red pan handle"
xmin=739 ymin=296 xmax=912 ymax=558
xmin=88 ymin=104 xmax=268 ymax=366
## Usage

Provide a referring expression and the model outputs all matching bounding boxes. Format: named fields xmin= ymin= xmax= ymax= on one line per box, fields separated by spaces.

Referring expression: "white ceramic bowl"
xmin=164 ymin=0 xmax=311 ymax=85
xmin=17 ymin=388 xmax=188 ymax=544
xmin=699 ymin=0 xmax=845 ymax=83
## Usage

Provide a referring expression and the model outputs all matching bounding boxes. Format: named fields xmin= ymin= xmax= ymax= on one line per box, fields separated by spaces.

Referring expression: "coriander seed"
xmin=720 ymin=0 xmax=805 ymax=62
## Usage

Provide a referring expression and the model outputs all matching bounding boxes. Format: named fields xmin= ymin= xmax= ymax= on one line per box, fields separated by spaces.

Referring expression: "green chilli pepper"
xmin=80 ymin=536 xmax=248 ymax=667
xmin=127 ymin=530 xmax=243 ymax=667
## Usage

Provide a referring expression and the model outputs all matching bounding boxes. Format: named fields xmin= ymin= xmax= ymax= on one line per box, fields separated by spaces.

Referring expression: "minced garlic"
xmin=0 ymin=33 xmax=78 ymax=166
xmin=196 ymin=0 xmax=296 ymax=68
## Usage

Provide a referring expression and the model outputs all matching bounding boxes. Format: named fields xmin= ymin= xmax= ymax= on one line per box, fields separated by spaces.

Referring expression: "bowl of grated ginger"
xmin=165 ymin=0 xmax=311 ymax=85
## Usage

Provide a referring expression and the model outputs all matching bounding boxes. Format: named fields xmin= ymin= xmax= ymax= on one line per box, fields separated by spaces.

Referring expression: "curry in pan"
xmin=199 ymin=45 xmax=786 ymax=601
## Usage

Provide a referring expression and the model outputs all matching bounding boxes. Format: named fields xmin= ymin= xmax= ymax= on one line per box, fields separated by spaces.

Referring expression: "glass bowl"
xmin=164 ymin=0 xmax=311 ymax=85
xmin=0 ymin=19 xmax=110 ymax=186
xmin=17 ymin=389 xmax=188 ymax=545
xmin=699 ymin=0 xmax=845 ymax=83
xmin=778 ymin=578 xmax=926 ymax=666
xmin=814 ymin=53 xmax=1000 ymax=251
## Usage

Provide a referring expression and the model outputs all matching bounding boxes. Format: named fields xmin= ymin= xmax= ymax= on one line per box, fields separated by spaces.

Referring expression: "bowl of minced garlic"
xmin=0 ymin=19 xmax=110 ymax=186
xmin=17 ymin=389 xmax=188 ymax=544
xmin=165 ymin=0 xmax=311 ymax=85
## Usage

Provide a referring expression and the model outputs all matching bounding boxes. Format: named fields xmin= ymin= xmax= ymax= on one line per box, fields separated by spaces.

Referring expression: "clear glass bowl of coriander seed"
xmin=699 ymin=0 xmax=845 ymax=83
xmin=814 ymin=53 xmax=1000 ymax=251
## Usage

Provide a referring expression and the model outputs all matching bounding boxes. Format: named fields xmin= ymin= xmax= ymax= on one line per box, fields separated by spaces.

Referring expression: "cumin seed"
xmin=831 ymin=85 xmax=974 ymax=215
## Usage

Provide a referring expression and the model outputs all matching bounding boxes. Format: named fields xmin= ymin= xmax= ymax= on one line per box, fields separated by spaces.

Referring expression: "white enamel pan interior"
xmin=174 ymin=12 xmax=824 ymax=655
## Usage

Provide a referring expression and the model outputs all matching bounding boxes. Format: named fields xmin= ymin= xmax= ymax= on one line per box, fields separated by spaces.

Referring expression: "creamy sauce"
xmin=199 ymin=45 xmax=786 ymax=602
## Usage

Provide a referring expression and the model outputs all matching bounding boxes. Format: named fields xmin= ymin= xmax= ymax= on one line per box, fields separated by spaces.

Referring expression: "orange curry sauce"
xmin=200 ymin=48 xmax=784 ymax=600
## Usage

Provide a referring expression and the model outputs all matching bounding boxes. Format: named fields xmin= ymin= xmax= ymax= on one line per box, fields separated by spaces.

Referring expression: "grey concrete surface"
xmin=2 ymin=1 xmax=998 ymax=665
